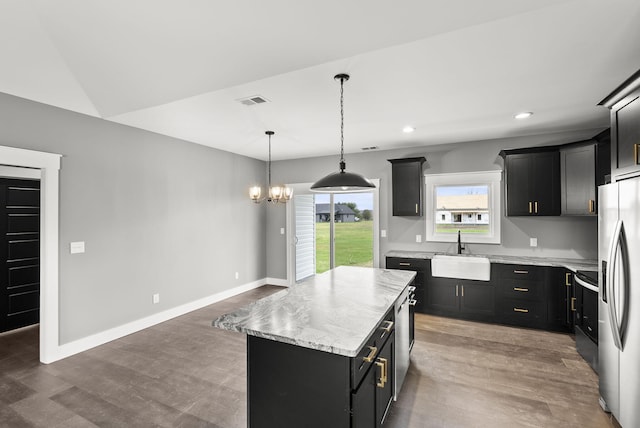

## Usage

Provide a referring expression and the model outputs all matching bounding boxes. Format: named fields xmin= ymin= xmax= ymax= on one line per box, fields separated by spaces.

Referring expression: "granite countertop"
xmin=212 ymin=266 xmax=416 ymax=357
xmin=386 ymin=250 xmax=598 ymax=272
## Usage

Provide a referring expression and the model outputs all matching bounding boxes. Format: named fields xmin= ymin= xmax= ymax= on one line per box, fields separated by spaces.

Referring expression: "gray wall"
xmin=267 ymin=130 xmax=602 ymax=280
xmin=0 ymin=93 xmax=267 ymax=344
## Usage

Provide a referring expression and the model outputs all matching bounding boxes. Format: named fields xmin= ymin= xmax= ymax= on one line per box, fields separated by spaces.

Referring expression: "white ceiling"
xmin=1 ymin=0 xmax=639 ymax=161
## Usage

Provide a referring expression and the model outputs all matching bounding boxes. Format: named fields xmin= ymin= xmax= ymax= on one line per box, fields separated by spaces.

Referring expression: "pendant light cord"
xmin=339 ymin=76 xmax=345 ymax=172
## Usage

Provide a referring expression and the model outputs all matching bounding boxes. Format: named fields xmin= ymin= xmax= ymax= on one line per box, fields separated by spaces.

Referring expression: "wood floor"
xmin=0 ymin=285 xmax=617 ymax=428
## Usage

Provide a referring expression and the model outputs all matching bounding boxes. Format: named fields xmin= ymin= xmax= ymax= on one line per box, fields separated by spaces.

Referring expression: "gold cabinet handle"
xmin=455 ymin=284 xmax=459 ymax=297
xmin=415 ymin=203 xmax=419 ymax=214
xmin=588 ymin=199 xmax=595 ymax=214
xmin=513 ymin=270 xmax=529 ymax=275
xmin=571 ymin=297 xmax=576 ymax=312
xmin=529 ymin=201 xmax=533 ymax=214
xmin=635 ymin=143 xmax=640 ymax=165
xmin=376 ymin=360 xmax=385 ymax=387
xmin=376 ymin=357 xmax=388 ymax=388
xmin=535 ymin=201 xmax=538 ymax=214
xmin=513 ymin=287 xmax=529 ymax=292
xmin=363 ymin=346 xmax=378 ymax=363
xmin=381 ymin=320 xmax=394 ymax=333
xmin=399 ymin=262 xmax=411 ymax=266
xmin=461 ymin=285 xmax=464 ymax=297
xmin=514 ymin=308 xmax=529 ymax=313
xmin=565 ymin=272 xmax=572 ymax=286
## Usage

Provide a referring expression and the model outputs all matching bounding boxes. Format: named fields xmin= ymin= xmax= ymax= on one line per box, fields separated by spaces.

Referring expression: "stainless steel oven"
xmin=574 ymin=270 xmax=598 ymax=372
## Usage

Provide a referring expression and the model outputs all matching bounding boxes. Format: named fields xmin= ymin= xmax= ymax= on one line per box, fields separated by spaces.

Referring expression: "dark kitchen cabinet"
xmin=248 ymin=308 xmax=396 ymax=428
xmin=494 ymin=264 xmax=548 ymax=328
xmin=547 ymin=268 xmax=574 ymax=332
xmin=386 ymin=257 xmax=428 ymax=314
xmin=560 ymin=139 xmax=611 ymax=216
xmin=599 ymin=69 xmax=640 ymax=181
xmin=425 ymin=276 xmax=495 ymax=322
xmin=388 ymin=157 xmax=426 ymax=216
xmin=560 ymin=144 xmax=597 ymax=215
xmin=501 ymin=149 xmax=561 ymax=216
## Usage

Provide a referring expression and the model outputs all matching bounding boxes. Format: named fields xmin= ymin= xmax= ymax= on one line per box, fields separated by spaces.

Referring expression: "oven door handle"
xmin=574 ymin=275 xmax=599 ymax=293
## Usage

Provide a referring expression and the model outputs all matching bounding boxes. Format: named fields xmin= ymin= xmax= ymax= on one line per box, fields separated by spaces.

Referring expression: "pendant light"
xmin=249 ymin=131 xmax=293 ymax=204
xmin=310 ymin=73 xmax=375 ymax=193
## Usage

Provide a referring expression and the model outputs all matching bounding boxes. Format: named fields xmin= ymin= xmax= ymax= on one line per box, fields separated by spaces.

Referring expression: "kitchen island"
xmin=213 ymin=266 xmax=416 ymax=428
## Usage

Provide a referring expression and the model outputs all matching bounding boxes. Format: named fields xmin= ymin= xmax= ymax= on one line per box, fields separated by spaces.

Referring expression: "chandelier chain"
xmin=268 ymin=132 xmax=272 ymax=188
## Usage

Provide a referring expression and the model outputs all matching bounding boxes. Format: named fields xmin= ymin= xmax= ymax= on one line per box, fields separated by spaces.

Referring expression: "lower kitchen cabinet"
xmin=248 ymin=308 xmax=396 ymax=428
xmin=426 ymin=276 xmax=495 ymax=322
xmin=388 ymin=256 xmax=577 ymax=333
xmin=385 ymin=257 xmax=429 ymax=314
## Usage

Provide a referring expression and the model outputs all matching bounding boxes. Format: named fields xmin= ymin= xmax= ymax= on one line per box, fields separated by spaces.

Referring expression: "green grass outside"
xmin=316 ymin=221 xmax=374 ymax=274
xmin=435 ymin=224 xmax=490 ymax=234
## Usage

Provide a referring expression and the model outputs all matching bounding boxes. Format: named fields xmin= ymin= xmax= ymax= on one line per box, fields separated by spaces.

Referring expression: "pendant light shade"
xmin=311 ymin=74 xmax=375 ymax=193
xmin=250 ymin=131 xmax=292 ymax=204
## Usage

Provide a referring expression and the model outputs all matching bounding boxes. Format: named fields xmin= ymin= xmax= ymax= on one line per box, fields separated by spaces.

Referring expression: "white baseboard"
xmin=266 ymin=277 xmax=289 ymax=287
xmin=47 ymin=278 xmax=267 ymax=363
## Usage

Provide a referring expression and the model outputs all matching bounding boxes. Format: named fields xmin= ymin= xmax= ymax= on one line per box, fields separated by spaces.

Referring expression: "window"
xmin=425 ymin=171 xmax=502 ymax=244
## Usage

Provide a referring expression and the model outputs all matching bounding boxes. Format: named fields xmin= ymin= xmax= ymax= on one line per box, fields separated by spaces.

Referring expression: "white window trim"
xmin=425 ymin=170 xmax=502 ymax=244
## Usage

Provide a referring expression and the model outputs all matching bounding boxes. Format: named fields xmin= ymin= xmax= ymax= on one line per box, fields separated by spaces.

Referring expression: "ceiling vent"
xmin=237 ymin=95 xmax=269 ymax=106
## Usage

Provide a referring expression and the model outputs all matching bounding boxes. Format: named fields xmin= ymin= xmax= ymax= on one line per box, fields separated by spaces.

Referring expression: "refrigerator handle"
xmin=601 ymin=260 xmax=607 ymax=303
xmin=607 ymin=220 xmax=624 ymax=351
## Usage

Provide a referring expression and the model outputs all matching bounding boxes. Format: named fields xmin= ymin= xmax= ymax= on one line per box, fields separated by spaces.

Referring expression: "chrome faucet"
xmin=457 ymin=230 xmax=465 ymax=255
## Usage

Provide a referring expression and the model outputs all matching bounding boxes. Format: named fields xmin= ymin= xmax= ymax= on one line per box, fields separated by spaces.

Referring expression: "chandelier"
xmin=250 ymin=131 xmax=293 ymax=204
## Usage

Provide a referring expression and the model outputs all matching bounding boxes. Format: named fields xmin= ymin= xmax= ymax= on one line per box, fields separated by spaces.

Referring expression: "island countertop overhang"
xmin=212 ymin=266 xmax=416 ymax=357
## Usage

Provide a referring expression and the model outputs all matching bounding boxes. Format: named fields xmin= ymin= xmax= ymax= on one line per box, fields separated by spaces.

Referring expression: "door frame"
xmin=0 ymin=145 xmax=61 ymax=364
xmin=286 ymin=179 xmax=380 ymax=286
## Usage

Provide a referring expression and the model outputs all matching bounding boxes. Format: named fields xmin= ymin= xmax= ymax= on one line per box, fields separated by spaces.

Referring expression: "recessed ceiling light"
xmin=514 ymin=112 xmax=533 ymax=120
xmin=402 ymin=126 xmax=415 ymax=133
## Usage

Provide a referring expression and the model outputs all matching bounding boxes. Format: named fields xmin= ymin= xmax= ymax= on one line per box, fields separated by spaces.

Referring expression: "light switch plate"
xmin=381 ymin=229 xmax=387 ymax=238
xmin=280 ymin=228 xmax=285 ymax=235
xmin=70 ymin=241 xmax=85 ymax=254
xmin=416 ymin=235 xmax=422 ymax=243
xmin=530 ymin=237 xmax=538 ymax=247
xmin=152 ymin=293 xmax=160 ymax=304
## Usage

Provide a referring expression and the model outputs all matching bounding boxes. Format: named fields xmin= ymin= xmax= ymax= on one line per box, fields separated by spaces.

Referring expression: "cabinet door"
xmin=505 ymin=154 xmax=533 ymax=216
xmin=375 ymin=334 xmax=394 ymax=427
xmin=389 ymin=158 xmax=425 ymax=216
xmin=352 ymin=364 xmax=376 ymax=428
xmin=425 ymin=277 xmax=459 ymax=315
xmin=561 ymin=145 xmax=596 ymax=215
xmin=531 ymin=151 xmax=560 ymax=216
xmin=459 ymin=282 xmax=494 ymax=317
xmin=547 ymin=269 xmax=573 ymax=331
xmin=505 ymin=151 xmax=560 ymax=216
xmin=612 ymin=89 xmax=640 ymax=175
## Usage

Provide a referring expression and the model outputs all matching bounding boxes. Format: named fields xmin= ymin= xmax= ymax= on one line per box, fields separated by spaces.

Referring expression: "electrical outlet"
xmin=416 ymin=235 xmax=422 ymax=243
xmin=530 ymin=237 xmax=538 ymax=247
xmin=235 ymin=272 xmax=239 ymax=280
xmin=380 ymin=229 xmax=387 ymax=238
xmin=152 ymin=294 xmax=160 ymax=304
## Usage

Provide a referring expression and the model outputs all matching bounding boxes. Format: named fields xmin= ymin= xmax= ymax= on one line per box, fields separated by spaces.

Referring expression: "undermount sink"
xmin=431 ymin=255 xmax=491 ymax=281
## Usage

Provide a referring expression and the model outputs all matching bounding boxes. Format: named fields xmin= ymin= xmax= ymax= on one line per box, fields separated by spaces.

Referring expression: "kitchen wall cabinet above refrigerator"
xmin=599 ymin=69 xmax=640 ymax=182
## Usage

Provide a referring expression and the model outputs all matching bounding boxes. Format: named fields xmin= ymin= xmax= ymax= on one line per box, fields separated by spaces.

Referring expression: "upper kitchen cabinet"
xmin=559 ymin=136 xmax=610 ymax=216
xmin=500 ymin=148 xmax=561 ymax=216
xmin=599 ymin=69 xmax=640 ymax=181
xmin=388 ymin=157 xmax=426 ymax=216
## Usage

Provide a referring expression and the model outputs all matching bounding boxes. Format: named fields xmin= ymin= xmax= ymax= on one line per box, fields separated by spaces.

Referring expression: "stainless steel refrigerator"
xmin=599 ymin=178 xmax=640 ymax=427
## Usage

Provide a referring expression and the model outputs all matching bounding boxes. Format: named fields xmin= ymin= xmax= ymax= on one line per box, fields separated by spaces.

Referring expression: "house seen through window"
xmin=425 ymin=171 xmax=502 ymax=244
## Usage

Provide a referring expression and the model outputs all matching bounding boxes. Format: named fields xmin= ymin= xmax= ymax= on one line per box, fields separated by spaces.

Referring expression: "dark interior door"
xmin=0 ymin=178 xmax=41 ymax=333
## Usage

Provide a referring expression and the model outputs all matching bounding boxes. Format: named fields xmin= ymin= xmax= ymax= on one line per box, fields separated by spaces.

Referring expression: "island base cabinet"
xmin=248 ymin=336 xmax=351 ymax=428
xmin=247 ymin=326 xmax=396 ymax=427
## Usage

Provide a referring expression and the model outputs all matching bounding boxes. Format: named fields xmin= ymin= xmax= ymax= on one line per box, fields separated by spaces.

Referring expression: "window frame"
xmin=425 ymin=170 xmax=502 ymax=244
